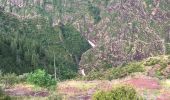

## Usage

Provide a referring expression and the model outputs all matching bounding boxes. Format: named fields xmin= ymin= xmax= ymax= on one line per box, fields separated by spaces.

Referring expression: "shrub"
xmin=155 ymin=60 xmax=168 ymax=78
xmin=144 ymin=57 xmax=170 ymax=78
xmin=144 ymin=58 xmax=161 ymax=66
xmin=111 ymin=62 xmax=145 ymax=79
xmin=165 ymin=43 xmax=170 ymax=54
xmin=0 ymin=73 xmax=19 ymax=87
xmin=88 ymin=2 xmax=101 ymax=24
xmin=127 ymin=62 xmax=145 ymax=72
xmin=82 ymin=70 xmax=107 ymax=80
xmin=92 ymin=85 xmax=143 ymax=100
xmin=83 ymin=62 xmax=145 ymax=80
xmin=18 ymin=73 xmax=29 ymax=82
xmin=110 ymin=67 xmax=128 ymax=79
xmin=159 ymin=60 xmax=168 ymax=70
xmin=27 ymin=69 xmax=56 ymax=88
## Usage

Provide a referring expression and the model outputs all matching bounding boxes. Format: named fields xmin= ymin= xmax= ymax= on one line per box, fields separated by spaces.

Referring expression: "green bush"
xmin=82 ymin=70 xmax=106 ymax=80
xmin=0 ymin=73 xmax=19 ymax=87
xmin=92 ymin=85 xmax=143 ymax=100
xmin=155 ymin=60 xmax=168 ymax=78
xmin=111 ymin=62 xmax=145 ymax=79
xmin=165 ymin=43 xmax=170 ymax=54
xmin=144 ymin=58 xmax=161 ymax=66
xmin=88 ymin=1 xmax=101 ymax=24
xmin=126 ymin=62 xmax=145 ymax=73
xmin=27 ymin=69 xmax=56 ymax=88
xmin=144 ymin=57 xmax=169 ymax=78
xmin=83 ymin=62 xmax=145 ymax=80
xmin=144 ymin=57 xmax=169 ymax=68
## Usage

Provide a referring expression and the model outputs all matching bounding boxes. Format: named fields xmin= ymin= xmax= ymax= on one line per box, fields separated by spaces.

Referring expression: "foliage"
xmin=18 ymin=73 xmax=29 ymax=82
xmin=155 ymin=60 xmax=169 ymax=78
xmin=165 ymin=43 xmax=170 ymax=54
xmin=0 ymin=11 xmax=90 ymax=80
xmin=88 ymin=1 xmax=101 ymax=24
xmin=144 ymin=58 xmax=161 ymax=66
xmin=0 ymin=73 xmax=19 ymax=87
xmin=62 ymin=24 xmax=90 ymax=58
xmin=82 ymin=70 xmax=107 ymax=80
xmin=145 ymin=56 xmax=170 ymax=78
xmin=83 ymin=62 xmax=145 ymax=80
xmin=27 ymin=69 xmax=56 ymax=88
xmin=92 ymin=85 xmax=143 ymax=100
xmin=110 ymin=62 xmax=145 ymax=79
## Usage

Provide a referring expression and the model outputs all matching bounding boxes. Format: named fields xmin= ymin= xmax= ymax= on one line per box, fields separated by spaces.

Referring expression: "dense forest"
xmin=0 ymin=0 xmax=170 ymax=100
xmin=0 ymin=0 xmax=92 ymax=79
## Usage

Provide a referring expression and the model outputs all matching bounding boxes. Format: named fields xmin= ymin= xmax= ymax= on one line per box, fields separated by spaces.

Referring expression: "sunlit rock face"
xmin=79 ymin=0 xmax=169 ymax=73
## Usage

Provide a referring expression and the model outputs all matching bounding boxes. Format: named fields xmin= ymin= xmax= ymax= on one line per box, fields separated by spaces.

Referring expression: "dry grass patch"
xmin=58 ymin=81 xmax=97 ymax=91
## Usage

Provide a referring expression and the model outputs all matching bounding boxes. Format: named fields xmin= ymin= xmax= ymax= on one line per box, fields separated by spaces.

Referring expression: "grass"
xmin=161 ymin=80 xmax=170 ymax=88
xmin=2 ymin=55 xmax=170 ymax=100
xmin=2 ymin=76 xmax=170 ymax=100
xmin=58 ymin=80 xmax=97 ymax=91
xmin=11 ymin=96 xmax=50 ymax=100
xmin=1 ymin=83 xmax=61 ymax=100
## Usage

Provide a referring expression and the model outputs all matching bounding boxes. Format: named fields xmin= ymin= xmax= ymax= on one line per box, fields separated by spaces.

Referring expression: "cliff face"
xmin=79 ymin=0 xmax=170 ymax=73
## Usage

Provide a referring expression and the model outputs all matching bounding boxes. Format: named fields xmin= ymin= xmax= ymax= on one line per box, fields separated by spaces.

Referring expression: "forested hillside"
xmin=0 ymin=9 xmax=90 ymax=79
xmin=0 ymin=0 xmax=170 ymax=100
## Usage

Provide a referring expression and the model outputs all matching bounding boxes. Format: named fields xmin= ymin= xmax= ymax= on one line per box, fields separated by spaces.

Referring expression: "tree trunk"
xmin=74 ymin=55 xmax=79 ymax=66
xmin=54 ymin=53 xmax=57 ymax=80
